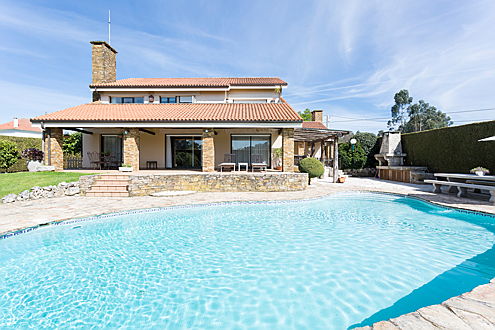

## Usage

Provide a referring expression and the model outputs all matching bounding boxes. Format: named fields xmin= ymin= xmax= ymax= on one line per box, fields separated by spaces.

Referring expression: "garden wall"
xmin=0 ymin=136 xmax=42 ymax=172
xmin=401 ymin=120 xmax=495 ymax=173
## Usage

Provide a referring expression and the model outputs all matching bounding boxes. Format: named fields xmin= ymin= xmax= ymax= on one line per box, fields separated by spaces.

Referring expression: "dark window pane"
xmin=123 ymin=97 xmax=134 ymax=103
xmin=232 ymin=136 xmax=251 ymax=164
xmin=231 ymin=135 xmax=270 ymax=165
xmin=134 ymin=97 xmax=144 ymax=104
xmin=110 ymin=97 xmax=123 ymax=104
xmin=160 ymin=97 xmax=178 ymax=103
xmin=169 ymin=97 xmax=177 ymax=103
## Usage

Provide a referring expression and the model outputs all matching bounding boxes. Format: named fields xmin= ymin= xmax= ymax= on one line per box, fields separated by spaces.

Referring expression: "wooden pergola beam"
xmin=139 ymin=128 xmax=156 ymax=135
xmin=61 ymin=128 xmax=93 ymax=135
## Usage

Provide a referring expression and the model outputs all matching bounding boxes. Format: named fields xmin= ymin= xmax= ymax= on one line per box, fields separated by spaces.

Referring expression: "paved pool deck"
xmin=1 ymin=177 xmax=494 ymax=329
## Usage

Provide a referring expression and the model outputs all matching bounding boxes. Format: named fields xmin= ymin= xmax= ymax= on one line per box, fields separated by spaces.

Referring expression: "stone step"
xmin=93 ymin=179 xmax=130 ymax=186
xmin=86 ymin=191 xmax=130 ymax=197
xmin=90 ymin=185 xmax=128 ymax=192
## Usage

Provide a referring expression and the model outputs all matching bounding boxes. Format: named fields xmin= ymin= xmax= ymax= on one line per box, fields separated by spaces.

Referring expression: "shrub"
xmin=22 ymin=148 xmax=44 ymax=162
xmin=0 ymin=140 xmax=20 ymax=172
xmin=339 ymin=143 xmax=367 ymax=169
xmin=298 ymin=157 xmax=324 ymax=184
xmin=63 ymin=132 xmax=82 ymax=156
xmin=402 ymin=120 xmax=495 ymax=173
xmin=0 ymin=136 xmax=42 ymax=172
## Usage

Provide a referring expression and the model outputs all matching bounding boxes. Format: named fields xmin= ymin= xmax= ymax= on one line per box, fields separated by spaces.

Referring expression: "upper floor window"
xmin=179 ymin=96 xmax=193 ymax=103
xmin=110 ymin=97 xmax=144 ymax=104
xmin=160 ymin=96 xmax=193 ymax=103
xmin=160 ymin=97 xmax=177 ymax=104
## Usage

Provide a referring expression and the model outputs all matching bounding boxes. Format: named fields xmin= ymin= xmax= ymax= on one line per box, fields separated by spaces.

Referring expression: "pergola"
xmin=294 ymin=127 xmax=350 ymax=182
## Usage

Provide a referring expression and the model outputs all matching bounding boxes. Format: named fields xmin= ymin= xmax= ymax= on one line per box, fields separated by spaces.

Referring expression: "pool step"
xmin=86 ymin=175 xmax=131 ymax=197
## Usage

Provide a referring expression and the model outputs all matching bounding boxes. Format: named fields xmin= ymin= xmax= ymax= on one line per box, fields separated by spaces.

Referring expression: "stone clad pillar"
xmin=202 ymin=129 xmax=215 ymax=172
xmin=282 ymin=128 xmax=295 ymax=172
xmin=123 ymin=128 xmax=140 ymax=171
xmin=43 ymin=128 xmax=64 ymax=171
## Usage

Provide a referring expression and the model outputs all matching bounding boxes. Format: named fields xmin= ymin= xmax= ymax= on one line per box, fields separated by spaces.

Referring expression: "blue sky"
xmin=1 ymin=0 xmax=494 ymax=133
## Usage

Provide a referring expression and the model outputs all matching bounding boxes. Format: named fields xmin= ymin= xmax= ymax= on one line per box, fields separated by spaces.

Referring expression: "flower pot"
xmin=274 ymin=166 xmax=282 ymax=171
xmin=475 ymin=171 xmax=485 ymax=176
xmin=119 ymin=167 xmax=133 ymax=172
xmin=337 ymin=176 xmax=346 ymax=183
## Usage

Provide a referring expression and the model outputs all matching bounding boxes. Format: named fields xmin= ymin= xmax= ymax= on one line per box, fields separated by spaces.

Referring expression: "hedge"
xmin=401 ymin=120 xmax=495 ymax=173
xmin=0 ymin=136 xmax=42 ymax=172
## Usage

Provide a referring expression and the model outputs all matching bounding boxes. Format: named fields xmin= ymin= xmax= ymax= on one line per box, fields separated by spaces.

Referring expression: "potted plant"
xmin=22 ymin=148 xmax=44 ymax=172
xmin=272 ymin=148 xmax=283 ymax=170
xmin=470 ymin=167 xmax=490 ymax=176
xmin=119 ymin=164 xmax=133 ymax=172
xmin=337 ymin=175 xmax=347 ymax=183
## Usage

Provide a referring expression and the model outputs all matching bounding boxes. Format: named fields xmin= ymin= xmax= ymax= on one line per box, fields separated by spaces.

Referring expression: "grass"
xmin=0 ymin=172 xmax=95 ymax=198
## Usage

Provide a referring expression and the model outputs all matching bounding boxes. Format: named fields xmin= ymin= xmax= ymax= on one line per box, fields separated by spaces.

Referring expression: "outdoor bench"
xmin=424 ymin=179 xmax=495 ymax=204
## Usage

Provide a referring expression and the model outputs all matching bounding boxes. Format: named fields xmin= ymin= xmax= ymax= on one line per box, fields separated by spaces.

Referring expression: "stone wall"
xmin=2 ymin=182 xmax=80 ymax=203
xmin=127 ymin=173 xmax=308 ymax=196
xmin=123 ymin=129 xmax=140 ymax=171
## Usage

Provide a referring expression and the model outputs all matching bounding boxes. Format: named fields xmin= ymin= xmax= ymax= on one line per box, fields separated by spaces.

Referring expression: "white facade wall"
xmin=80 ymin=128 xmax=282 ymax=169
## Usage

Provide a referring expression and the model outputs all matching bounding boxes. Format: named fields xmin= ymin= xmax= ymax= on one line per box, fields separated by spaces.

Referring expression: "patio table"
xmin=434 ymin=173 xmax=495 ymax=192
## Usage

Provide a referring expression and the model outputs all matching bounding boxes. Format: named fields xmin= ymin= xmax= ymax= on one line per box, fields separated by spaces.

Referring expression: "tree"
xmin=387 ymin=90 xmax=452 ymax=133
xmin=388 ymin=89 xmax=413 ymax=131
xmin=63 ymin=133 xmax=82 ymax=155
xmin=0 ymin=140 xmax=19 ymax=172
xmin=353 ymin=131 xmax=380 ymax=167
xmin=339 ymin=142 xmax=367 ymax=169
xmin=298 ymin=109 xmax=312 ymax=121
xmin=403 ymin=100 xmax=452 ymax=133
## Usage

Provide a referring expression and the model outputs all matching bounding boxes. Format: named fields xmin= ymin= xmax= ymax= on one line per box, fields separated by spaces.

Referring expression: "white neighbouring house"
xmin=0 ymin=118 xmax=42 ymax=139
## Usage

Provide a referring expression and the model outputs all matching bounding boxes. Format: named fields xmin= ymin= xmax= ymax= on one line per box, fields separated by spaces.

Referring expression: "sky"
xmin=0 ymin=0 xmax=494 ymax=133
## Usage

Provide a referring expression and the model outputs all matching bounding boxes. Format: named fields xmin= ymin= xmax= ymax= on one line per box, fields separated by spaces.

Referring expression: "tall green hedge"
xmin=401 ymin=120 xmax=495 ymax=173
xmin=0 ymin=136 xmax=42 ymax=172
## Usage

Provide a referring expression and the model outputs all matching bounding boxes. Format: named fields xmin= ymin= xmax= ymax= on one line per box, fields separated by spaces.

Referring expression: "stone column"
xmin=123 ymin=128 xmax=140 ymax=171
xmin=333 ymin=137 xmax=339 ymax=183
xmin=282 ymin=128 xmax=295 ymax=172
xmin=202 ymin=129 xmax=215 ymax=172
xmin=43 ymin=128 xmax=64 ymax=171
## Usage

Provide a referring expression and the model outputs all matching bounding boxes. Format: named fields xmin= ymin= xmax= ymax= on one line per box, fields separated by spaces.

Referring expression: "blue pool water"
xmin=1 ymin=193 xmax=494 ymax=329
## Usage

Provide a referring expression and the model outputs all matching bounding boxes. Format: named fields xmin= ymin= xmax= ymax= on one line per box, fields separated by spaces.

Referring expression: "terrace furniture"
xmin=102 ymin=154 xmax=120 ymax=169
xmin=251 ymin=154 xmax=267 ymax=172
xmin=435 ymin=173 xmax=495 ymax=193
xmin=87 ymin=152 xmax=105 ymax=170
xmin=219 ymin=154 xmax=236 ymax=172
xmin=146 ymin=161 xmax=158 ymax=169
xmin=238 ymin=162 xmax=248 ymax=171
xmin=425 ymin=174 xmax=495 ymax=205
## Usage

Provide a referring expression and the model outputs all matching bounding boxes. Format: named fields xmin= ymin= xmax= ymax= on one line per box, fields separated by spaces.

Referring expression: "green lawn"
xmin=0 ymin=172 xmax=95 ymax=198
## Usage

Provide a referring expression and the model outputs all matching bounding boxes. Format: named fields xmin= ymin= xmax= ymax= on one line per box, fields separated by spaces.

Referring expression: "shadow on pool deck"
xmin=349 ymin=198 xmax=495 ymax=329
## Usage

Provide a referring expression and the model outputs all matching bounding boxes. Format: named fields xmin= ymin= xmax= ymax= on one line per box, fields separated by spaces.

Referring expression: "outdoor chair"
xmin=87 ymin=152 xmax=104 ymax=170
xmin=251 ymin=154 xmax=267 ymax=172
xmin=219 ymin=153 xmax=236 ymax=172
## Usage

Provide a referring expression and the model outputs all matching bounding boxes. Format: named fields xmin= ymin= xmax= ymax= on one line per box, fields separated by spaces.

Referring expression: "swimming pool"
xmin=0 ymin=192 xmax=494 ymax=329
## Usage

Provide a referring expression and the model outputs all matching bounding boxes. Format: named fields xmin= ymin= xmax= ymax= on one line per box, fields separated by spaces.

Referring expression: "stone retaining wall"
xmin=2 ymin=182 xmax=80 ymax=203
xmin=128 ymin=172 xmax=308 ymax=196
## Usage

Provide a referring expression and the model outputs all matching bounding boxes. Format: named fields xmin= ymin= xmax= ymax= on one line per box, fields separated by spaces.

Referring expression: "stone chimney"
xmin=90 ymin=41 xmax=117 ymax=85
xmin=311 ymin=110 xmax=323 ymax=122
xmin=13 ymin=118 xmax=19 ymax=128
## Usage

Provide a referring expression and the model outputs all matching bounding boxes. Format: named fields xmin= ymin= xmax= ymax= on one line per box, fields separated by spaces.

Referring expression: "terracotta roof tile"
xmin=302 ymin=121 xmax=327 ymax=129
xmin=90 ymin=77 xmax=287 ymax=88
xmin=31 ymin=102 xmax=302 ymax=123
xmin=0 ymin=118 xmax=41 ymax=132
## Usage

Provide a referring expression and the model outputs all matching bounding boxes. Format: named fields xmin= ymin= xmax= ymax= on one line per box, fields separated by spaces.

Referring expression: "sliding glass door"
xmin=171 ymin=136 xmax=202 ymax=169
xmin=231 ymin=135 xmax=271 ymax=166
xmin=101 ymin=135 xmax=123 ymax=169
